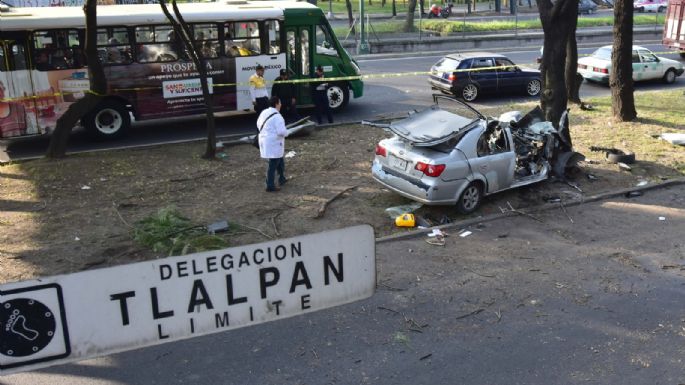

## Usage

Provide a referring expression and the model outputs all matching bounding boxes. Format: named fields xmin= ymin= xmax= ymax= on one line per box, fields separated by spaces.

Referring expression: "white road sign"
xmin=0 ymin=225 xmax=375 ymax=375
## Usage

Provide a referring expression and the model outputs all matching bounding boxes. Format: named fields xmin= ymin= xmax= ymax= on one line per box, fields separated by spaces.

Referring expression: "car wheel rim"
xmin=463 ymin=85 xmax=477 ymax=101
xmin=327 ymin=85 xmax=344 ymax=109
xmin=462 ymin=186 xmax=480 ymax=210
xmin=527 ymin=80 xmax=541 ymax=96
xmin=667 ymin=71 xmax=675 ymax=83
xmin=94 ymin=108 xmax=123 ymax=134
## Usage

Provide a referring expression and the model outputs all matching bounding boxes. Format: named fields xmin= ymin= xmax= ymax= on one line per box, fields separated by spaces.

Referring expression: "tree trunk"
xmin=565 ymin=15 xmax=582 ymax=104
xmin=160 ymin=0 xmax=217 ymax=159
xmin=45 ymin=0 xmax=107 ymax=158
xmin=611 ymin=0 xmax=637 ymax=121
xmin=382 ymin=0 xmax=386 ymax=7
xmin=419 ymin=0 xmax=425 ymax=15
xmin=538 ymin=0 xmax=577 ymax=127
xmin=345 ymin=0 xmax=356 ymax=35
xmin=404 ymin=0 xmax=417 ymax=32
xmin=392 ymin=0 xmax=397 ymax=16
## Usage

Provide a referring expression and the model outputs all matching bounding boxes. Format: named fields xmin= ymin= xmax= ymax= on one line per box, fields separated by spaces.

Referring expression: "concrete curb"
xmin=375 ymin=177 xmax=685 ymax=243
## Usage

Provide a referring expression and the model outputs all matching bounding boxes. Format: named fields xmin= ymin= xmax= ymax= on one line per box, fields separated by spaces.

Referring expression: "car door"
xmin=631 ymin=49 xmax=646 ymax=81
xmin=494 ymin=58 xmax=525 ymax=93
xmin=466 ymin=127 xmax=515 ymax=193
xmin=468 ymin=57 xmax=498 ymax=93
xmin=285 ymin=26 xmax=312 ymax=104
xmin=637 ymin=49 xmax=662 ymax=80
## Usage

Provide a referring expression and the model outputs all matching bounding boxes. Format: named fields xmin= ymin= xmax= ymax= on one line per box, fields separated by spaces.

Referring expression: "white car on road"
xmin=577 ymin=45 xmax=684 ymax=84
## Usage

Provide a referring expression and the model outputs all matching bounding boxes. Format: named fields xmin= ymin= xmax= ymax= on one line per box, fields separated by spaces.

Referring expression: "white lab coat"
xmin=257 ymin=107 xmax=287 ymax=159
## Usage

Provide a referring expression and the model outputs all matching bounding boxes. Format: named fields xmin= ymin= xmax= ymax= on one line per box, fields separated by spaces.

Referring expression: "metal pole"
xmin=358 ymin=0 xmax=370 ymax=54
xmin=328 ymin=0 xmax=333 ymax=18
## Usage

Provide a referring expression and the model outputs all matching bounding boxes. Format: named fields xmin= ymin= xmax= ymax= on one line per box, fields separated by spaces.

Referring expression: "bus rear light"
xmin=578 ymin=64 xmax=587 ymax=69
xmin=415 ymin=162 xmax=446 ymax=177
xmin=375 ymin=144 xmax=387 ymax=157
xmin=598 ymin=68 xmax=609 ymax=74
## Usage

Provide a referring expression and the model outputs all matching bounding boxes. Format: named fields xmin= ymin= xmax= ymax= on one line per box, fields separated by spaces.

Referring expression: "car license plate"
xmin=390 ymin=155 xmax=408 ymax=170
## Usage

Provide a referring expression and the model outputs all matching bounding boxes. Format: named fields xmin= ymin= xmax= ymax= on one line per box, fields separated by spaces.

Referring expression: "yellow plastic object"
xmin=395 ymin=213 xmax=416 ymax=227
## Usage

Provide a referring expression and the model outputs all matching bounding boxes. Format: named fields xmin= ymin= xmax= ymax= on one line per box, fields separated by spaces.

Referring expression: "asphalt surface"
xmin=3 ymin=183 xmax=684 ymax=384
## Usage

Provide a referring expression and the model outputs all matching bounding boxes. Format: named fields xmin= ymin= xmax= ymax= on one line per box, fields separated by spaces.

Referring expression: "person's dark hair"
xmin=256 ymin=64 xmax=264 ymax=71
xmin=316 ymin=65 xmax=323 ymax=72
xmin=269 ymin=95 xmax=281 ymax=107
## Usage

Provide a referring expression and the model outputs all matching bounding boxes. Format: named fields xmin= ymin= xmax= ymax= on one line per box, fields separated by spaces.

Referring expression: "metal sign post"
xmin=357 ymin=0 xmax=370 ymax=54
xmin=0 ymin=225 xmax=376 ymax=376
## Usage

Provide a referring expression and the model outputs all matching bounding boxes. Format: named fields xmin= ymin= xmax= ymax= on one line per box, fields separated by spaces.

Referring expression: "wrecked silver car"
xmin=368 ymin=95 xmax=584 ymax=214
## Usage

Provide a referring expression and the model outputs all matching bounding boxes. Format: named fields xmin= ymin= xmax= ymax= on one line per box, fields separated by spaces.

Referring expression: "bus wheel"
xmin=327 ymin=83 xmax=349 ymax=112
xmin=85 ymin=100 xmax=130 ymax=140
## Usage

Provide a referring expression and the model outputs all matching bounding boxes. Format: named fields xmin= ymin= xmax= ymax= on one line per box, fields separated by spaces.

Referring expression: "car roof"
xmin=598 ymin=44 xmax=649 ymax=51
xmin=444 ymin=52 xmax=508 ymax=60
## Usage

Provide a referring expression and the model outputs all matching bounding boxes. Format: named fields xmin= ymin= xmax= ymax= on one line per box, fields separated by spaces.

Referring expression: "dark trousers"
xmin=254 ymin=96 xmax=269 ymax=116
xmin=314 ymin=93 xmax=333 ymax=124
xmin=266 ymin=157 xmax=286 ymax=190
xmin=280 ymin=101 xmax=301 ymax=124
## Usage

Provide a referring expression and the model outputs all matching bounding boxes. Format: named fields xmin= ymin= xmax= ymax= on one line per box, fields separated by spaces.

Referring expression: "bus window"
xmin=315 ymin=25 xmax=338 ymax=57
xmin=223 ymin=21 xmax=260 ymax=57
xmin=33 ymin=30 xmax=84 ymax=71
xmin=97 ymin=27 xmax=133 ymax=65
xmin=135 ymin=25 xmax=186 ymax=63
xmin=299 ymin=29 xmax=309 ymax=76
xmin=191 ymin=24 xmax=219 ymax=59
xmin=264 ymin=20 xmax=281 ymax=55
xmin=286 ymin=30 xmax=296 ymax=71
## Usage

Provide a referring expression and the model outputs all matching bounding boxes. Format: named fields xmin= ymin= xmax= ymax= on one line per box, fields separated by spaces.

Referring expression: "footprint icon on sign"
xmin=7 ymin=312 xmax=40 ymax=341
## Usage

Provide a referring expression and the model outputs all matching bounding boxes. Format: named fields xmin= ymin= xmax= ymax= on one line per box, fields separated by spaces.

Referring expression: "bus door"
xmin=0 ymin=33 xmax=40 ymax=138
xmin=285 ymin=26 xmax=313 ymax=105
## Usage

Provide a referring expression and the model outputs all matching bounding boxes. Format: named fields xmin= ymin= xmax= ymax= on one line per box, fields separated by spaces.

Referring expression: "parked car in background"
xmin=368 ymin=96 xmax=583 ymax=214
xmin=428 ymin=52 xmax=541 ymax=102
xmin=634 ymin=0 xmax=668 ymax=12
xmin=577 ymin=45 xmax=684 ymax=84
xmin=578 ymin=0 xmax=598 ymax=14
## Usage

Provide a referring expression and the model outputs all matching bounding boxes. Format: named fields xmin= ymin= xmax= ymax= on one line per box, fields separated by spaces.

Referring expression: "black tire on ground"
xmin=327 ymin=82 xmax=349 ymax=112
xmin=606 ymin=149 xmax=635 ymax=164
xmin=83 ymin=100 xmax=130 ymax=140
xmin=456 ymin=182 xmax=483 ymax=214
xmin=663 ymin=68 xmax=677 ymax=84
xmin=460 ymin=83 xmax=479 ymax=102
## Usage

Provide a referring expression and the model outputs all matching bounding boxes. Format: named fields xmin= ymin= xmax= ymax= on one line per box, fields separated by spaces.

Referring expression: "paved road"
xmin=3 ymin=184 xmax=684 ymax=384
xmin=2 ymin=40 xmax=683 ymax=162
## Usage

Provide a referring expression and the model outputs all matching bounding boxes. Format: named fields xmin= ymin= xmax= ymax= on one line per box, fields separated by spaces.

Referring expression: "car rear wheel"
xmin=456 ymin=182 xmax=482 ymax=214
xmin=663 ymin=69 xmax=677 ymax=84
xmin=461 ymin=84 xmax=479 ymax=102
xmin=84 ymin=100 xmax=130 ymax=140
xmin=638 ymin=6 xmax=644 ymax=11
xmin=526 ymin=79 xmax=542 ymax=96
xmin=658 ymin=5 xmax=665 ymax=12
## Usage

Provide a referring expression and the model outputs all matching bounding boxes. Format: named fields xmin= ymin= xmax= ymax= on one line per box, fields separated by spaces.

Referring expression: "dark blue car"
xmin=428 ymin=52 xmax=542 ymax=102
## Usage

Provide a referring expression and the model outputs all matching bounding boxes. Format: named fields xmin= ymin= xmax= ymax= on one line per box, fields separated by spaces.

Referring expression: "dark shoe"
xmin=279 ymin=178 xmax=288 ymax=186
xmin=266 ymin=187 xmax=280 ymax=192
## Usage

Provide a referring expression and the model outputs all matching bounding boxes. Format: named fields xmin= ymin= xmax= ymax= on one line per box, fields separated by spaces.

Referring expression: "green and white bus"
xmin=0 ymin=1 xmax=363 ymax=139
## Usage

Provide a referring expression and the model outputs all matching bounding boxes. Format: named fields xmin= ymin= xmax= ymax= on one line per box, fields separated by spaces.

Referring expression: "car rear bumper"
xmin=428 ymin=78 xmax=452 ymax=94
xmin=578 ymin=70 xmax=609 ymax=83
xmin=371 ymin=161 xmax=460 ymax=205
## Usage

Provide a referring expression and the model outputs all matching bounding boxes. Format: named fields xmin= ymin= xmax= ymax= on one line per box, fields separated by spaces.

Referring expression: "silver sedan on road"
xmin=369 ymin=96 xmax=584 ymax=214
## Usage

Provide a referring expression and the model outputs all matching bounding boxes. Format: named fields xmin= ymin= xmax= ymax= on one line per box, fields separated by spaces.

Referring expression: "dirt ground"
xmin=0 ymin=119 xmax=682 ymax=284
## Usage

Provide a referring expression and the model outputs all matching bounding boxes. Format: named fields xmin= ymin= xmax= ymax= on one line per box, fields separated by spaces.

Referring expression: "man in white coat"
xmin=257 ymin=96 xmax=288 ymax=192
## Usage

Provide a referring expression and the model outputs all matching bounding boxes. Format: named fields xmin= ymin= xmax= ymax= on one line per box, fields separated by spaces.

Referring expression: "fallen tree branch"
xmin=239 ymin=224 xmax=273 ymax=239
xmin=270 ymin=212 xmax=282 ymax=237
xmin=169 ymin=171 xmax=215 ymax=183
xmin=314 ymin=185 xmax=357 ymax=219
xmin=455 ymin=308 xmax=484 ymax=320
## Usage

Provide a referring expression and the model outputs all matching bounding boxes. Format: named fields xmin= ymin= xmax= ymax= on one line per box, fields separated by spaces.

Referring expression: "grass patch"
xmin=133 ymin=206 xmax=229 ymax=256
xmin=572 ymin=89 xmax=685 ymax=174
xmin=333 ymin=15 xmax=665 ymax=36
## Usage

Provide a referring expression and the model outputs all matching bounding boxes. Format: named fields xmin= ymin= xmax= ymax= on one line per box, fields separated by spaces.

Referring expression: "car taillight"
xmin=415 ymin=162 xmax=446 ymax=177
xmin=448 ymin=73 xmax=457 ymax=82
xmin=578 ymin=64 xmax=587 ymax=69
xmin=599 ymin=68 xmax=609 ymax=74
xmin=375 ymin=144 xmax=387 ymax=157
